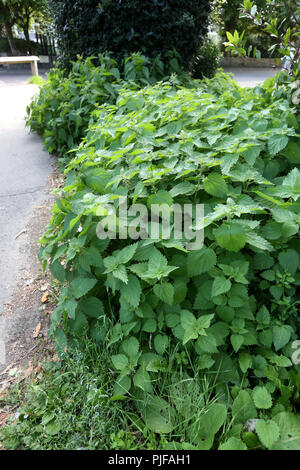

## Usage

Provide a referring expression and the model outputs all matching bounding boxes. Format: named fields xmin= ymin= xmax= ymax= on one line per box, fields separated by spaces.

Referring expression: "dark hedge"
xmin=49 ymin=0 xmax=211 ymax=69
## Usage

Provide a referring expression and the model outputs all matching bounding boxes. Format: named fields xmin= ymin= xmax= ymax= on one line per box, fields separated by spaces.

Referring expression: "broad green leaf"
xmin=212 ymin=276 xmax=231 ymax=297
xmin=111 ymin=354 xmax=129 ymax=370
xmin=153 ymin=282 xmax=174 ymax=305
xmin=203 ymin=172 xmax=228 ymax=198
xmin=122 ymin=337 xmax=139 ymax=358
xmin=187 ymin=247 xmax=217 ymax=277
xmin=256 ymin=419 xmax=280 ymax=450
xmin=120 ymin=274 xmax=142 ymax=308
xmin=232 ymin=390 xmax=257 ymax=424
xmin=272 ymin=325 xmax=292 ymax=351
xmin=219 ymin=437 xmax=247 ymax=450
xmin=70 ymin=278 xmax=97 ymax=298
xmin=214 ymin=223 xmax=247 ymax=252
xmin=253 ymin=386 xmax=272 ymax=409
xmin=268 ymin=135 xmax=289 ymax=156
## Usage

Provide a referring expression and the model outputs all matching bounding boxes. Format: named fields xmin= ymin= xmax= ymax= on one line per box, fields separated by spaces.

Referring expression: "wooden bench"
xmin=0 ymin=56 xmax=40 ymax=76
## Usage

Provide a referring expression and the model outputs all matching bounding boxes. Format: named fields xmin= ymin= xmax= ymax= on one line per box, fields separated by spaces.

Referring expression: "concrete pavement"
xmin=222 ymin=66 xmax=279 ymax=87
xmin=0 ymin=71 xmax=52 ymax=370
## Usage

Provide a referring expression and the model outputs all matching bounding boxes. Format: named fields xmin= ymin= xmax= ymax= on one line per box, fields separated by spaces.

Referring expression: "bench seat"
xmin=0 ymin=56 xmax=40 ymax=76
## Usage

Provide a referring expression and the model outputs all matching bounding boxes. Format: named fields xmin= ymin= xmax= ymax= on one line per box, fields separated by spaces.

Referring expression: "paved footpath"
xmin=0 ymin=71 xmax=52 ymax=370
xmin=223 ymin=66 xmax=279 ymax=87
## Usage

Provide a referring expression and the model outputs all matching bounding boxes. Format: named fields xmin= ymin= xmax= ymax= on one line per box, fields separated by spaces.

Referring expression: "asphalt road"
xmin=0 ymin=71 xmax=52 ymax=368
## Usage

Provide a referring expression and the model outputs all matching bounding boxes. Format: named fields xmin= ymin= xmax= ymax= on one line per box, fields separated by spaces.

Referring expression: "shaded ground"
xmin=0 ymin=70 xmax=55 ymax=375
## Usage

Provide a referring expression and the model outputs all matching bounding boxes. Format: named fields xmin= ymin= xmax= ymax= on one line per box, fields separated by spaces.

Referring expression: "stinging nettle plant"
xmin=36 ymin=71 xmax=300 ymax=409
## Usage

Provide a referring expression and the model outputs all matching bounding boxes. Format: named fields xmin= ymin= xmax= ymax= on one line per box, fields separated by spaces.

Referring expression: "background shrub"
xmin=0 ymin=37 xmax=41 ymax=55
xmin=49 ymin=0 xmax=212 ymax=69
xmin=192 ymin=37 xmax=220 ymax=79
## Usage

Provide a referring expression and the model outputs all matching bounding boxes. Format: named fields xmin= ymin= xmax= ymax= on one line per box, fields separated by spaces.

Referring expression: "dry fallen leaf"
xmin=41 ymin=291 xmax=49 ymax=303
xmin=34 ymin=365 xmax=42 ymax=374
xmin=22 ymin=366 xmax=34 ymax=380
xmin=33 ymin=322 xmax=42 ymax=338
xmin=52 ymin=353 xmax=60 ymax=362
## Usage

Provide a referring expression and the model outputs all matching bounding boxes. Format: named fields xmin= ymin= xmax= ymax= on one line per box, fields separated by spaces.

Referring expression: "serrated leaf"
xmin=219 ymin=437 xmax=247 ymax=450
xmin=268 ymin=135 xmax=289 ymax=156
xmin=214 ymin=223 xmax=247 ymax=252
xmin=70 ymin=278 xmax=97 ymax=298
xmin=120 ymin=274 xmax=142 ymax=308
xmin=122 ymin=337 xmax=139 ymax=358
xmin=253 ymin=386 xmax=272 ymax=409
xmin=203 ymin=172 xmax=228 ymax=198
xmin=111 ymin=354 xmax=129 ymax=370
xmin=256 ymin=419 xmax=280 ymax=449
xmin=153 ymin=282 xmax=174 ymax=305
xmin=187 ymin=247 xmax=217 ymax=277
xmin=212 ymin=276 xmax=231 ymax=297
xmin=273 ymin=325 xmax=291 ymax=351
xmin=232 ymin=390 xmax=257 ymax=424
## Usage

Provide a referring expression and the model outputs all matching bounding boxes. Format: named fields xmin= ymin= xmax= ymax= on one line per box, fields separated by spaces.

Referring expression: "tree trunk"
xmin=3 ymin=22 xmax=18 ymax=56
xmin=23 ymin=27 xmax=32 ymax=54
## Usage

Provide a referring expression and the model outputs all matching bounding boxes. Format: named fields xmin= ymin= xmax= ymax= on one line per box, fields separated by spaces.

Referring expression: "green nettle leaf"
xmin=112 ymin=264 xmax=128 ymax=283
xmin=181 ymin=310 xmax=198 ymax=344
xmin=133 ymin=367 xmax=153 ymax=393
xmin=120 ymin=274 xmax=142 ymax=308
xmin=256 ymin=419 xmax=280 ymax=450
xmin=80 ymin=297 xmax=104 ymax=318
xmin=253 ymin=386 xmax=272 ymax=410
xmin=154 ymin=334 xmax=169 ymax=355
xmin=256 ymin=305 xmax=270 ymax=325
xmin=111 ymin=354 xmax=129 ymax=371
xmin=203 ymin=172 xmax=228 ymax=198
xmin=196 ymin=332 xmax=218 ymax=354
xmin=192 ymin=403 xmax=227 ymax=450
xmin=278 ymin=249 xmax=299 ymax=275
xmin=214 ymin=223 xmax=247 ymax=252
xmin=113 ymin=375 xmax=131 ymax=396
xmin=70 ymin=278 xmax=97 ymax=298
xmin=122 ymin=337 xmax=139 ymax=358
xmin=231 ymin=334 xmax=244 ymax=352
xmin=50 ymin=260 xmax=66 ymax=282
xmin=239 ymin=351 xmax=252 ymax=373
xmin=143 ymin=398 xmax=174 ymax=434
xmin=268 ymin=135 xmax=289 ymax=156
xmin=153 ymin=282 xmax=174 ymax=305
xmin=142 ymin=318 xmax=157 ymax=333
xmin=272 ymin=325 xmax=292 ymax=351
xmin=272 ymin=412 xmax=300 ymax=450
xmin=116 ymin=243 xmax=138 ymax=264
xmin=148 ymin=190 xmax=173 ymax=207
xmin=54 ymin=329 xmax=67 ymax=356
xmin=187 ymin=247 xmax=217 ymax=277
xmin=212 ymin=276 xmax=231 ymax=297
xmin=216 ymin=305 xmax=235 ymax=323
xmin=169 ymin=181 xmax=195 ymax=197
xmin=232 ymin=390 xmax=257 ymax=424
xmin=219 ymin=437 xmax=247 ymax=450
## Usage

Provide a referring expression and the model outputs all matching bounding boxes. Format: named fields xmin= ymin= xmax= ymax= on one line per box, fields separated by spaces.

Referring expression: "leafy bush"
xmin=49 ymin=0 xmax=212 ymax=69
xmin=192 ymin=37 xmax=220 ymax=79
xmin=38 ymin=69 xmax=300 ymax=434
xmin=26 ymin=53 xmax=188 ymax=159
xmin=0 ymin=37 xmax=40 ymax=55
